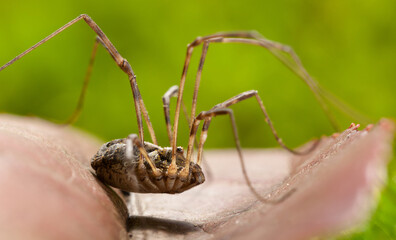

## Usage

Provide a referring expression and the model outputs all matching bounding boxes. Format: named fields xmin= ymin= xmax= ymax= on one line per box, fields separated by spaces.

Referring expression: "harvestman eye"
xmin=0 ymin=14 xmax=366 ymax=203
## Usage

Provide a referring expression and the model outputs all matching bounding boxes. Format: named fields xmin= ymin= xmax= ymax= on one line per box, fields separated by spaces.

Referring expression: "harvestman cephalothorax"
xmin=0 ymin=14 xmax=365 ymax=204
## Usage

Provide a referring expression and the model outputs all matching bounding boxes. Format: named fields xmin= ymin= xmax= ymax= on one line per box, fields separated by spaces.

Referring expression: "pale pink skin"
xmin=0 ymin=114 xmax=393 ymax=240
xmin=0 ymin=114 xmax=127 ymax=240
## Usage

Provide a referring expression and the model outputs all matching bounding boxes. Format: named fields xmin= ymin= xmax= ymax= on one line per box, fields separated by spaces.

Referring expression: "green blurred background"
xmin=0 ymin=0 xmax=395 ymax=238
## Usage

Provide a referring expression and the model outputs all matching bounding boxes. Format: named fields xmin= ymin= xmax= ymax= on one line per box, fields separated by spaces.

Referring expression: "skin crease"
xmin=0 ymin=114 xmax=393 ymax=240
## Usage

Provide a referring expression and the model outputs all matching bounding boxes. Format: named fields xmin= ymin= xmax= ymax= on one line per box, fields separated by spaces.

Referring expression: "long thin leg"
xmin=0 ymin=14 xmax=157 ymax=144
xmin=186 ymin=107 xmax=292 ymax=204
xmin=64 ymin=37 xmax=100 ymax=125
xmin=186 ymin=90 xmax=320 ymax=169
xmin=215 ymin=90 xmax=320 ymax=155
xmin=162 ymin=85 xmax=198 ymax=143
xmin=162 ymin=85 xmax=213 ymax=179
xmin=162 ymin=85 xmax=179 ymax=144
xmin=188 ymin=41 xmax=210 ymax=129
xmin=171 ymin=32 xmax=341 ymax=163
xmin=169 ymin=41 xmax=209 ymax=170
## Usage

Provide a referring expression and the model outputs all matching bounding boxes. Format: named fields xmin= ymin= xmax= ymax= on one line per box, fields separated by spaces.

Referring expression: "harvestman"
xmin=1 ymin=14 xmax=358 ymax=203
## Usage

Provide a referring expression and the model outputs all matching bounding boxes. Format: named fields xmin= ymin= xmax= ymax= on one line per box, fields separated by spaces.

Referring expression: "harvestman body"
xmin=1 ymin=14 xmax=352 ymax=202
